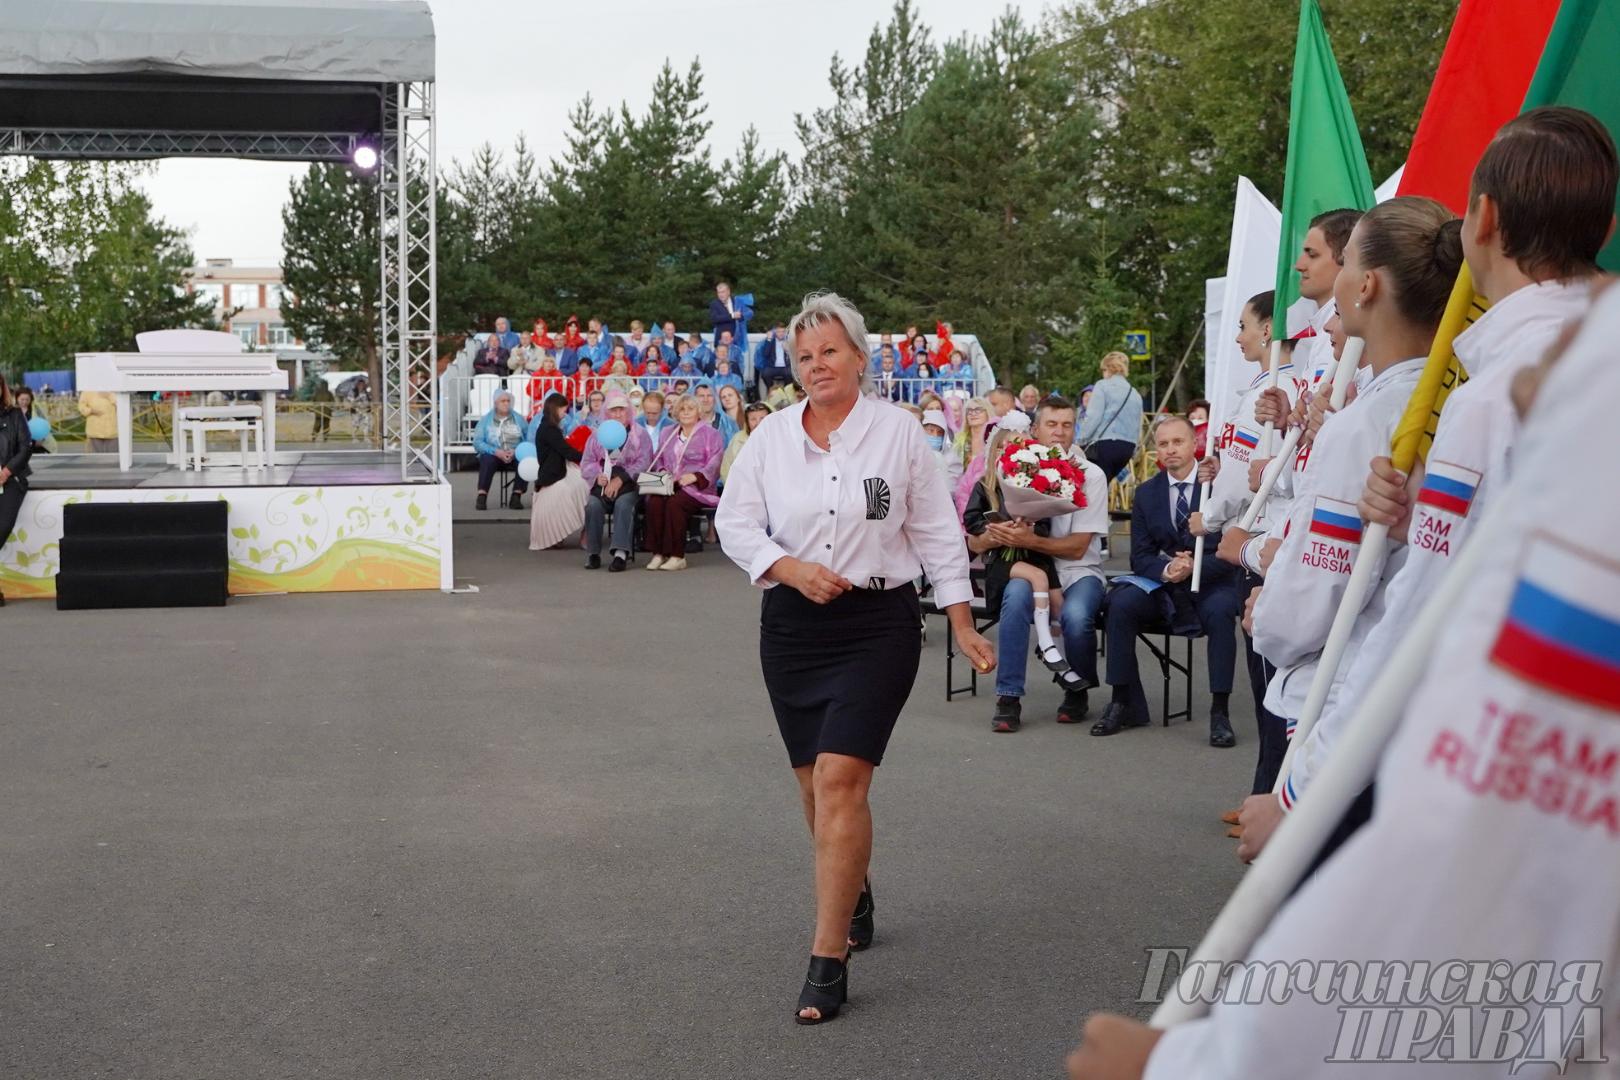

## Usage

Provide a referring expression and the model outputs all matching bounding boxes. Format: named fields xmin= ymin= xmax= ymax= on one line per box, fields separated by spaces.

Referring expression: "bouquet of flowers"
xmin=996 ymin=438 xmax=1088 ymax=520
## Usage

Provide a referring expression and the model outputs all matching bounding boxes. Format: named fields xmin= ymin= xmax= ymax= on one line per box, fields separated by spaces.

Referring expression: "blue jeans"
xmin=584 ymin=489 xmax=639 ymax=556
xmin=995 ymin=575 xmax=1104 ymax=698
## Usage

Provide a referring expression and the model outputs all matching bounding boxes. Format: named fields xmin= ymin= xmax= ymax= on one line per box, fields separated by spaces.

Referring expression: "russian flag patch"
xmin=1489 ymin=536 xmax=1620 ymax=713
xmin=1308 ymin=497 xmax=1363 ymax=545
xmin=1416 ymin=459 xmax=1481 ymax=519
xmin=1233 ymin=428 xmax=1260 ymax=450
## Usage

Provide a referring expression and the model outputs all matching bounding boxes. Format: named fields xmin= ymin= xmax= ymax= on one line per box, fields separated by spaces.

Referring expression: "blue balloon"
xmin=596 ymin=419 xmax=627 ymax=452
xmin=27 ymin=417 xmax=50 ymax=441
xmin=514 ymin=441 xmax=537 ymax=462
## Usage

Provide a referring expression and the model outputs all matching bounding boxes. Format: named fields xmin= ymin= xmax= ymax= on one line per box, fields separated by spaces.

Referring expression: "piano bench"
xmin=179 ymin=406 xmax=267 ymax=470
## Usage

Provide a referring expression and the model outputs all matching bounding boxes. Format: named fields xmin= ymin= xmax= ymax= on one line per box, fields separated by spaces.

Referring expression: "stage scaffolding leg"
xmin=378 ymin=80 xmax=440 ymax=481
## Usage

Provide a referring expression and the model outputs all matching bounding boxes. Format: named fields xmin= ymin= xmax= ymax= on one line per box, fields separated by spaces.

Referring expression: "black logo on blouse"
xmin=864 ymin=477 xmax=891 ymax=521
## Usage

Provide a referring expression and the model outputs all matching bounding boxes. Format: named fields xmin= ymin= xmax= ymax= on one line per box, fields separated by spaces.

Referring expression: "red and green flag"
xmin=1395 ymin=0 xmax=1561 ymax=214
xmin=1522 ymin=0 xmax=1620 ymax=271
xmin=1393 ymin=0 xmax=1620 ymax=471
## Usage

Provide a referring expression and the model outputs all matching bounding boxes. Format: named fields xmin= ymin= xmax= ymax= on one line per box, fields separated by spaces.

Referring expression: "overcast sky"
xmin=139 ymin=0 xmax=1047 ymax=265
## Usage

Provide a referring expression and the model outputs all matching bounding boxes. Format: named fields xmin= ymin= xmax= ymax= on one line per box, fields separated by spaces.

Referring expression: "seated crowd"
xmin=467 ymin=288 xmax=1245 ymax=758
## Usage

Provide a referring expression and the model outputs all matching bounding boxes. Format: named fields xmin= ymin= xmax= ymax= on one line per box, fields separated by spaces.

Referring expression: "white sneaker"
xmin=659 ymin=556 xmax=688 ymax=571
xmin=645 ymin=555 xmax=666 ymax=571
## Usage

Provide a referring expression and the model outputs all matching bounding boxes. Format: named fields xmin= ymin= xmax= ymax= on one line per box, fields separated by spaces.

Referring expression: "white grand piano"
xmin=76 ymin=330 xmax=289 ymax=471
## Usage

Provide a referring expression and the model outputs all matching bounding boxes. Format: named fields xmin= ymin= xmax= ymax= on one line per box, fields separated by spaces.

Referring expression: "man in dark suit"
xmin=1092 ymin=416 xmax=1243 ymax=746
xmin=708 ymin=280 xmax=742 ymax=350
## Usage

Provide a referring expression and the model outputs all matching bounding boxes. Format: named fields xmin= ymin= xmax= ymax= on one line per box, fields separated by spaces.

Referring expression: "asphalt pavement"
xmin=3 ymin=517 xmax=1253 ymax=1080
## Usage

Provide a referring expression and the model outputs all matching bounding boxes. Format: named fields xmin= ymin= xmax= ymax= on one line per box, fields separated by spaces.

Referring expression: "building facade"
xmin=185 ymin=258 xmax=303 ymax=350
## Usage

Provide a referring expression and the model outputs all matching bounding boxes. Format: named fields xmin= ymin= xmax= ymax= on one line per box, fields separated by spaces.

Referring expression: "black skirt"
xmin=759 ymin=583 xmax=922 ymax=768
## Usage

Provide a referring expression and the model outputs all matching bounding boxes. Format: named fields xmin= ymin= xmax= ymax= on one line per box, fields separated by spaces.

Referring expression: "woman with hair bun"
xmin=1247 ymin=195 xmax=1465 ymax=826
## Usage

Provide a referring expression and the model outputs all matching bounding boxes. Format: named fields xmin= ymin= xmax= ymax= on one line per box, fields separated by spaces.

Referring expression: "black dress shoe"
xmin=1090 ymin=701 xmax=1129 ymax=736
xmin=609 ymin=555 xmax=627 ymax=573
xmin=509 ymin=491 xmax=524 ymax=511
xmin=1209 ymin=710 xmax=1236 ymax=748
xmin=475 ymin=493 xmax=488 ymax=511
xmin=585 ymin=554 xmax=601 ymax=570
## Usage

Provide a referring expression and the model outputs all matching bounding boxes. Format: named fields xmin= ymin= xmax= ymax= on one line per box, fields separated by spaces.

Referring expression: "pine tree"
xmin=279 ymin=165 xmax=380 ymax=382
xmin=0 ymin=159 xmax=211 ymax=373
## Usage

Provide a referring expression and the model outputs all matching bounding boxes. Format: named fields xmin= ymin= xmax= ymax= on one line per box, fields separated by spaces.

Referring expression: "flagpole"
xmin=1191 ymin=480 xmax=1211 ymax=593
xmin=1258 ymin=340 xmax=1282 ymax=456
xmin=1151 ymin=491 xmax=1504 ymax=1028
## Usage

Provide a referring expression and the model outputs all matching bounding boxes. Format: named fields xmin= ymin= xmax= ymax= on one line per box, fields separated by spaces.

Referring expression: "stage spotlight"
xmin=352 ymin=144 xmax=379 ymax=171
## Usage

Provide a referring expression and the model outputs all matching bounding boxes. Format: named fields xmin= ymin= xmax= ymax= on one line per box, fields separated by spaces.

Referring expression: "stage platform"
xmin=27 ymin=449 xmax=435 ymax=490
xmin=3 ymin=451 xmax=451 ymax=601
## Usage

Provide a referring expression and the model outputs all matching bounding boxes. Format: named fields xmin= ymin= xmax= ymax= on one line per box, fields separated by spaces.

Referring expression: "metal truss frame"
xmin=3 ymin=129 xmax=362 ymax=162
xmin=377 ymin=82 xmax=439 ymax=480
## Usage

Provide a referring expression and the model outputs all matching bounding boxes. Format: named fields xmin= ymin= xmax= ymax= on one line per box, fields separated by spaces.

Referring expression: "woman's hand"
xmin=1236 ymin=793 xmax=1285 ymax=864
xmin=774 ymin=557 xmax=853 ymax=604
xmin=952 ymin=619 xmax=996 ymax=674
xmin=1252 ymin=387 xmax=1290 ymax=427
xmin=1247 ymin=457 xmax=1270 ymax=493
xmin=1242 ymin=584 xmax=1262 ymax=635
xmin=1066 ymin=1013 xmax=1162 ymax=1080
xmin=1303 ymin=380 xmax=1354 ymax=445
xmin=678 ymin=472 xmax=698 ymax=487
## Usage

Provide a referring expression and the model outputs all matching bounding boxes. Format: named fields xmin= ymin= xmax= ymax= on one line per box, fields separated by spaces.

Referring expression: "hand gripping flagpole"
xmin=1258 ymin=339 xmax=1283 ymax=456
xmin=1150 ymin=491 xmax=1503 ymax=1028
xmin=1236 ymin=337 xmax=1362 ymax=532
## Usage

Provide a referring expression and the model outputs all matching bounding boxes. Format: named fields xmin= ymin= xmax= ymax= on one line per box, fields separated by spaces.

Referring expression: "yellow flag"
xmin=1389 ymin=265 xmax=1488 ymax=472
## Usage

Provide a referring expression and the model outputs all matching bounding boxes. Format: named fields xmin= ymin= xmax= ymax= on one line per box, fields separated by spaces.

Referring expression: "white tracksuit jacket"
xmin=1143 ymin=283 xmax=1620 ymax=1080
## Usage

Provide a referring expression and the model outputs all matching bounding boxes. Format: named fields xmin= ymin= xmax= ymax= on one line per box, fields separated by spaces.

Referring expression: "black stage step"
xmin=55 ymin=502 xmax=229 ymax=610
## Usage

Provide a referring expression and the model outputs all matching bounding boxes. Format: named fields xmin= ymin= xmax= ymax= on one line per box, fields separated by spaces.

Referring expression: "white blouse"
xmin=716 ymin=393 xmax=974 ymax=609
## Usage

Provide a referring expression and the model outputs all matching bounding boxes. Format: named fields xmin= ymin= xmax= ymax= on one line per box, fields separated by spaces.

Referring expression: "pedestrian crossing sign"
xmin=1124 ymin=330 xmax=1152 ymax=361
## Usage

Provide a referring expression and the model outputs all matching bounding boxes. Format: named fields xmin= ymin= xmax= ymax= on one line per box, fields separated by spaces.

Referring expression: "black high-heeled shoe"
xmin=848 ymin=879 xmax=875 ymax=951
xmin=795 ymin=953 xmax=849 ymax=1025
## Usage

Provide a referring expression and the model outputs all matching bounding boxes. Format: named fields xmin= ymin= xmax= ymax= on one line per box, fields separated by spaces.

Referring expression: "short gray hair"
xmin=787 ymin=291 xmax=875 ymax=393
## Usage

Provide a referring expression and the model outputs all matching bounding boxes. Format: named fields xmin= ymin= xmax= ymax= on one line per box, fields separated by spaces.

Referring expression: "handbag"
xmin=636 ymin=470 xmax=675 ymax=496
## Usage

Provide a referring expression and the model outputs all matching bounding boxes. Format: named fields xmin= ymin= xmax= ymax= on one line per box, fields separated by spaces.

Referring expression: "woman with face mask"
xmin=920 ymin=409 xmax=963 ymax=488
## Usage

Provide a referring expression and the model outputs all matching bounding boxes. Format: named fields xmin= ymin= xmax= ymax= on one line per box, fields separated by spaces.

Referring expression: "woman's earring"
xmin=1354 ymin=301 xmax=1363 ymax=309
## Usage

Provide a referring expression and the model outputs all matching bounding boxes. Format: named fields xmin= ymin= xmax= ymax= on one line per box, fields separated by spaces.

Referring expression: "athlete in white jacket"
xmin=1079 ymin=278 xmax=1620 ymax=1080
xmin=1065 ymin=257 xmax=1620 ymax=1080
xmin=1245 ymin=104 xmax=1619 ymax=853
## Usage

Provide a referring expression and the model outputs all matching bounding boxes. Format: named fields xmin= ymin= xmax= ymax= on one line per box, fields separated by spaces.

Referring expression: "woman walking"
xmin=716 ymin=292 xmax=994 ymax=1025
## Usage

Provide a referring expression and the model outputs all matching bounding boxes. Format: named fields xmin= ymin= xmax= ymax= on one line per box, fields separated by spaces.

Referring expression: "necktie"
xmin=1174 ymin=482 xmax=1190 ymax=536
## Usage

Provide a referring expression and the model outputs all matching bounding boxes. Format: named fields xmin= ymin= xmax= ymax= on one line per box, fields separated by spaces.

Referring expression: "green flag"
xmin=1274 ymin=0 xmax=1377 ymax=323
xmin=1522 ymin=0 xmax=1620 ymax=270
